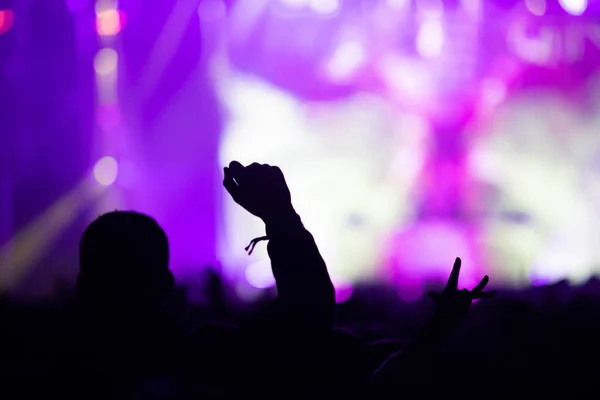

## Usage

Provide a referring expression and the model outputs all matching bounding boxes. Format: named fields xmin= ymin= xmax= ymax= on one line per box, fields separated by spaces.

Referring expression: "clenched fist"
xmin=223 ymin=161 xmax=295 ymax=224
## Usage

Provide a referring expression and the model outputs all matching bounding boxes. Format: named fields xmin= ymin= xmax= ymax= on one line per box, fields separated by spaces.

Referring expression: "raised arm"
xmin=371 ymin=257 xmax=496 ymax=384
xmin=223 ymin=161 xmax=335 ymax=332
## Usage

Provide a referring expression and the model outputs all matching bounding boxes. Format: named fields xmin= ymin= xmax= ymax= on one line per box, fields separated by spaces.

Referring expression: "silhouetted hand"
xmin=428 ymin=257 xmax=496 ymax=329
xmin=223 ymin=161 xmax=295 ymax=224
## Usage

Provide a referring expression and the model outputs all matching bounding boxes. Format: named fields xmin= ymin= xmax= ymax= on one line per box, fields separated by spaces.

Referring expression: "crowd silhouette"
xmin=2 ymin=160 xmax=600 ymax=398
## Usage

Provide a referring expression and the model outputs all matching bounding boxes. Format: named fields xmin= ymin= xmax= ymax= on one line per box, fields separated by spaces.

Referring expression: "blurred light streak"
xmin=198 ymin=0 xmax=227 ymax=22
xmin=0 ymin=9 xmax=14 ymax=35
xmin=138 ymin=0 xmax=200 ymax=101
xmin=0 ymin=181 xmax=105 ymax=291
xmin=96 ymin=103 xmax=121 ymax=130
xmin=95 ymin=72 xmax=119 ymax=105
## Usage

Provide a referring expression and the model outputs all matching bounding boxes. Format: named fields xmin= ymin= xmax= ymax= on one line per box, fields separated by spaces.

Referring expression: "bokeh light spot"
xmin=326 ymin=40 xmax=365 ymax=81
xmin=416 ymin=18 xmax=444 ymax=58
xmin=245 ymin=260 xmax=275 ymax=289
xmin=96 ymin=9 xmax=126 ymax=36
xmin=94 ymin=48 xmax=118 ymax=76
xmin=0 ymin=10 xmax=15 ymax=35
xmin=558 ymin=0 xmax=587 ymax=16
xmin=93 ymin=156 xmax=119 ymax=186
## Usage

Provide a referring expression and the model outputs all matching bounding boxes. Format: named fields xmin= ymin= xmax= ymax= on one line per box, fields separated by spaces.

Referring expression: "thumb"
xmin=223 ymin=167 xmax=240 ymax=200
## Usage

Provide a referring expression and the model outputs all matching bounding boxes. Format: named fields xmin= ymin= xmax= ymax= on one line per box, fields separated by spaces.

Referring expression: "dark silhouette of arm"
xmin=265 ymin=211 xmax=335 ymax=333
xmin=223 ymin=161 xmax=335 ymax=333
xmin=371 ymin=257 xmax=495 ymax=384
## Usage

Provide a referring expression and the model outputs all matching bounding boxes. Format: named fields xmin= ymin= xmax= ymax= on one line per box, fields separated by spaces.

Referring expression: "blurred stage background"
xmin=1 ymin=0 xmax=600 ymax=302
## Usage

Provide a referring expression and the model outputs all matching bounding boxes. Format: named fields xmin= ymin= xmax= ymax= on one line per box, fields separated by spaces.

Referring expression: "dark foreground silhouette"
xmin=3 ymin=161 xmax=599 ymax=398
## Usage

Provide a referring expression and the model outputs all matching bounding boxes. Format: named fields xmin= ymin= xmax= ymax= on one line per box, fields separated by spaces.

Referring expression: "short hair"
xmin=77 ymin=211 xmax=173 ymax=308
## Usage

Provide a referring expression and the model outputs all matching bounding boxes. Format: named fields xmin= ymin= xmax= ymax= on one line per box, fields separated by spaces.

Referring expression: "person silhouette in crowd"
xmin=221 ymin=161 xmax=336 ymax=392
xmin=50 ymin=161 xmax=335 ymax=397
xmin=371 ymin=257 xmax=496 ymax=386
xmin=51 ymin=211 xmax=187 ymax=396
xmin=76 ymin=211 xmax=175 ymax=319
xmin=223 ymin=161 xmax=335 ymax=331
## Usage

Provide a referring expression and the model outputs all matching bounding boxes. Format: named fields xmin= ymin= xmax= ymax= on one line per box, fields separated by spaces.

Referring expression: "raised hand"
xmin=223 ymin=161 xmax=295 ymax=224
xmin=428 ymin=257 xmax=496 ymax=328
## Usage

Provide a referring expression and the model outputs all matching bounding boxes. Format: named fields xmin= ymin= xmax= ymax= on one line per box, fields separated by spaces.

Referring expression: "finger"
xmin=472 ymin=275 xmax=489 ymax=293
xmin=471 ymin=290 xmax=497 ymax=299
xmin=445 ymin=257 xmax=461 ymax=291
xmin=223 ymin=167 xmax=240 ymax=199
xmin=228 ymin=160 xmax=251 ymax=186
xmin=428 ymin=291 xmax=441 ymax=301
xmin=270 ymin=165 xmax=285 ymax=180
xmin=228 ymin=161 xmax=245 ymax=172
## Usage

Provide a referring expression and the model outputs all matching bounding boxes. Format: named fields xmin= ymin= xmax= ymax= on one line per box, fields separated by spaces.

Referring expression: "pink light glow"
xmin=0 ymin=10 xmax=14 ymax=35
xmin=96 ymin=9 xmax=126 ymax=37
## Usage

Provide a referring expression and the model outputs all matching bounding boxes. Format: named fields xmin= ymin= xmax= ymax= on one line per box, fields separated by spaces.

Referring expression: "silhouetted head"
xmin=77 ymin=211 xmax=174 ymax=315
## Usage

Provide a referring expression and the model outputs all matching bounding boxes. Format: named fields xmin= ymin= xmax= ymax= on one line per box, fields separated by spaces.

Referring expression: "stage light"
xmin=245 ymin=260 xmax=275 ymax=289
xmin=93 ymin=156 xmax=119 ymax=186
xmin=325 ymin=40 xmax=365 ymax=81
xmin=416 ymin=18 xmax=444 ymax=58
xmin=0 ymin=9 xmax=14 ymax=35
xmin=94 ymin=48 xmax=118 ymax=76
xmin=308 ymin=0 xmax=341 ymax=15
xmin=558 ymin=0 xmax=587 ymax=16
xmin=525 ymin=0 xmax=546 ymax=16
xmin=96 ymin=9 xmax=126 ymax=36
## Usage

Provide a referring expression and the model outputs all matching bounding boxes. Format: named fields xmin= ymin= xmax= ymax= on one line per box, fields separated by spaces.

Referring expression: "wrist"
xmin=263 ymin=209 xmax=303 ymax=237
